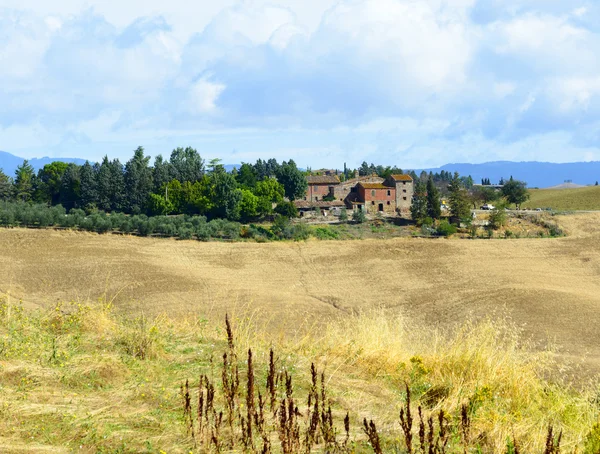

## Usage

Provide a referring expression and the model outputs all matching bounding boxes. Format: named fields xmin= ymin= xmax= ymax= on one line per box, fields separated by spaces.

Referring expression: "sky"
xmin=2 ymin=0 xmax=600 ymax=169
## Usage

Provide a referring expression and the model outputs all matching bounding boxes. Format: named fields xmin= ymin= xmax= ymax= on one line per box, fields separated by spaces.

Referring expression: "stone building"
xmin=356 ymin=182 xmax=396 ymax=214
xmin=304 ymin=175 xmax=341 ymax=202
xmin=385 ymin=174 xmax=414 ymax=214
xmin=299 ymin=172 xmax=414 ymax=216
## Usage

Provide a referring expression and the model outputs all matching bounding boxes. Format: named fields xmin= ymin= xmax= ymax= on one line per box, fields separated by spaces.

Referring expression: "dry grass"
xmin=528 ymin=186 xmax=600 ymax=211
xmin=0 ymin=302 xmax=598 ymax=453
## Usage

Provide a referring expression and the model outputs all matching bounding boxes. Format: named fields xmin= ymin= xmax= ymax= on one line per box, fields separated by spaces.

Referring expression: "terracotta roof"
xmin=293 ymin=200 xmax=345 ymax=209
xmin=389 ymin=174 xmax=413 ymax=182
xmin=358 ymin=182 xmax=392 ymax=189
xmin=306 ymin=175 xmax=340 ymax=184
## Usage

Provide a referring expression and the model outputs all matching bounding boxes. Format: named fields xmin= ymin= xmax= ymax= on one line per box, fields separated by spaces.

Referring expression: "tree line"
xmin=0 ymin=147 xmax=309 ymax=222
xmin=411 ymin=173 xmax=530 ymax=225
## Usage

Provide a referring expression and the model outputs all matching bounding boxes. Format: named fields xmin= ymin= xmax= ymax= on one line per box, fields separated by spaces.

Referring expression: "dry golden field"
xmin=1 ymin=212 xmax=600 ymax=375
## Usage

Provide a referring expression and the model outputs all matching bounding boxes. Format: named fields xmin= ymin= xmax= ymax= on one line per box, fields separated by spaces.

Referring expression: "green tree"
xmin=359 ymin=161 xmax=370 ymax=176
xmin=152 ymin=154 xmax=173 ymax=194
xmin=147 ymin=193 xmax=174 ymax=216
xmin=410 ymin=180 xmax=427 ymax=224
xmin=236 ymin=163 xmax=258 ymax=189
xmin=448 ymin=172 xmax=471 ymax=221
xmin=96 ymin=157 xmax=113 ymax=211
xmin=170 ymin=147 xmax=205 ymax=183
xmin=254 ymin=177 xmax=284 ymax=216
xmin=276 ymin=160 xmax=308 ymax=201
xmin=125 ymin=146 xmax=154 ymax=214
xmin=59 ymin=163 xmax=81 ymax=210
xmin=79 ymin=161 xmax=98 ymax=211
xmin=96 ymin=157 xmax=125 ymax=212
xmin=35 ymin=161 xmax=69 ymax=205
xmin=274 ymin=201 xmax=298 ymax=218
xmin=239 ymin=189 xmax=259 ymax=221
xmin=426 ymin=177 xmax=442 ymax=220
xmin=501 ymin=179 xmax=530 ymax=209
xmin=0 ymin=168 xmax=13 ymax=201
xmin=210 ymin=169 xmax=242 ymax=220
xmin=14 ymin=160 xmax=35 ymax=202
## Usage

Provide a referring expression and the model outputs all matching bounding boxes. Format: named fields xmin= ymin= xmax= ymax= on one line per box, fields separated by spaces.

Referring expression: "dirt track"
xmin=1 ymin=213 xmax=600 ymax=375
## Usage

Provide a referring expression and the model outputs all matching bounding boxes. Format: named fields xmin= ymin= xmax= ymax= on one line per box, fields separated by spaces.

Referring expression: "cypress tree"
xmin=426 ymin=176 xmax=442 ymax=220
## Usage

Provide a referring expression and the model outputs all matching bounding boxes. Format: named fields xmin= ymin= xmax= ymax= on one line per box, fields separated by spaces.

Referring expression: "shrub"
xmin=177 ymin=227 xmax=193 ymax=240
xmin=339 ymin=207 xmax=348 ymax=222
xmin=196 ymin=223 xmax=213 ymax=241
xmin=488 ymin=208 xmax=507 ymax=230
xmin=436 ymin=220 xmax=457 ymax=237
xmin=314 ymin=226 xmax=339 ymax=240
xmin=274 ymin=201 xmax=298 ymax=218
xmin=285 ymin=223 xmax=311 ymax=241
xmin=352 ymin=209 xmax=366 ymax=224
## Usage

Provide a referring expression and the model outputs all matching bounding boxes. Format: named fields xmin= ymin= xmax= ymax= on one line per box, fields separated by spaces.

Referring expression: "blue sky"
xmin=2 ymin=0 xmax=600 ymax=168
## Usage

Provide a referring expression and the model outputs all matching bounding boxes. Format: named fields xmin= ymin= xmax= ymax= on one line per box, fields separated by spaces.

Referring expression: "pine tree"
xmin=426 ymin=176 xmax=442 ymax=220
xmin=108 ymin=159 xmax=126 ymax=212
xmin=152 ymin=154 xmax=173 ymax=193
xmin=0 ymin=168 xmax=13 ymax=201
xmin=14 ymin=160 xmax=35 ymax=202
xmin=447 ymin=172 xmax=471 ymax=221
xmin=124 ymin=146 xmax=153 ymax=214
xmin=96 ymin=157 xmax=113 ymax=211
xmin=79 ymin=161 xmax=98 ymax=210
xmin=59 ymin=163 xmax=81 ymax=210
xmin=410 ymin=179 xmax=427 ymax=224
xmin=275 ymin=160 xmax=308 ymax=201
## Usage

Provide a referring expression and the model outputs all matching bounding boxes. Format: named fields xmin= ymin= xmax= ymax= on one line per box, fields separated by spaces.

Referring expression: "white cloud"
xmin=2 ymin=1 xmax=600 ymax=166
xmin=188 ymin=77 xmax=226 ymax=114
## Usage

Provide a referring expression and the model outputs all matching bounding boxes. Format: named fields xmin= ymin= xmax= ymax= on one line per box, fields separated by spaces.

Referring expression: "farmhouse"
xmin=297 ymin=172 xmax=414 ymax=216
xmin=304 ymin=175 xmax=341 ymax=202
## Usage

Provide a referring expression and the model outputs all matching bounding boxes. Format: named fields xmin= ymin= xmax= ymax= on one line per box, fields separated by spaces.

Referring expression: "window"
xmin=371 ymin=201 xmax=375 ymax=205
xmin=403 ymin=197 xmax=407 ymax=201
xmin=387 ymin=190 xmax=391 ymax=196
xmin=403 ymin=189 xmax=407 ymax=193
xmin=315 ymin=197 xmax=319 ymax=201
xmin=387 ymin=201 xmax=391 ymax=205
xmin=403 ymin=181 xmax=406 ymax=185
xmin=371 ymin=190 xmax=376 ymax=197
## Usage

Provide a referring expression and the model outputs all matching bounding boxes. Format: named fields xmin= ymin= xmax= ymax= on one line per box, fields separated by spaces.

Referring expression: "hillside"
xmin=0 ymin=151 xmax=87 ymax=176
xmin=528 ymin=185 xmax=600 ymax=211
xmin=422 ymin=161 xmax=600 ymax=188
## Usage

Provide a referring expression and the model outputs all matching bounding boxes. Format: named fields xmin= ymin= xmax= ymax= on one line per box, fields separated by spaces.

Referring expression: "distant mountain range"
xmin=0 ymin=151 xmax=87 ymax=176
xmin=419 ymin=161 xmax=600 ymax=188
xmin=1 ymin=150 xmax=599 ymax=188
